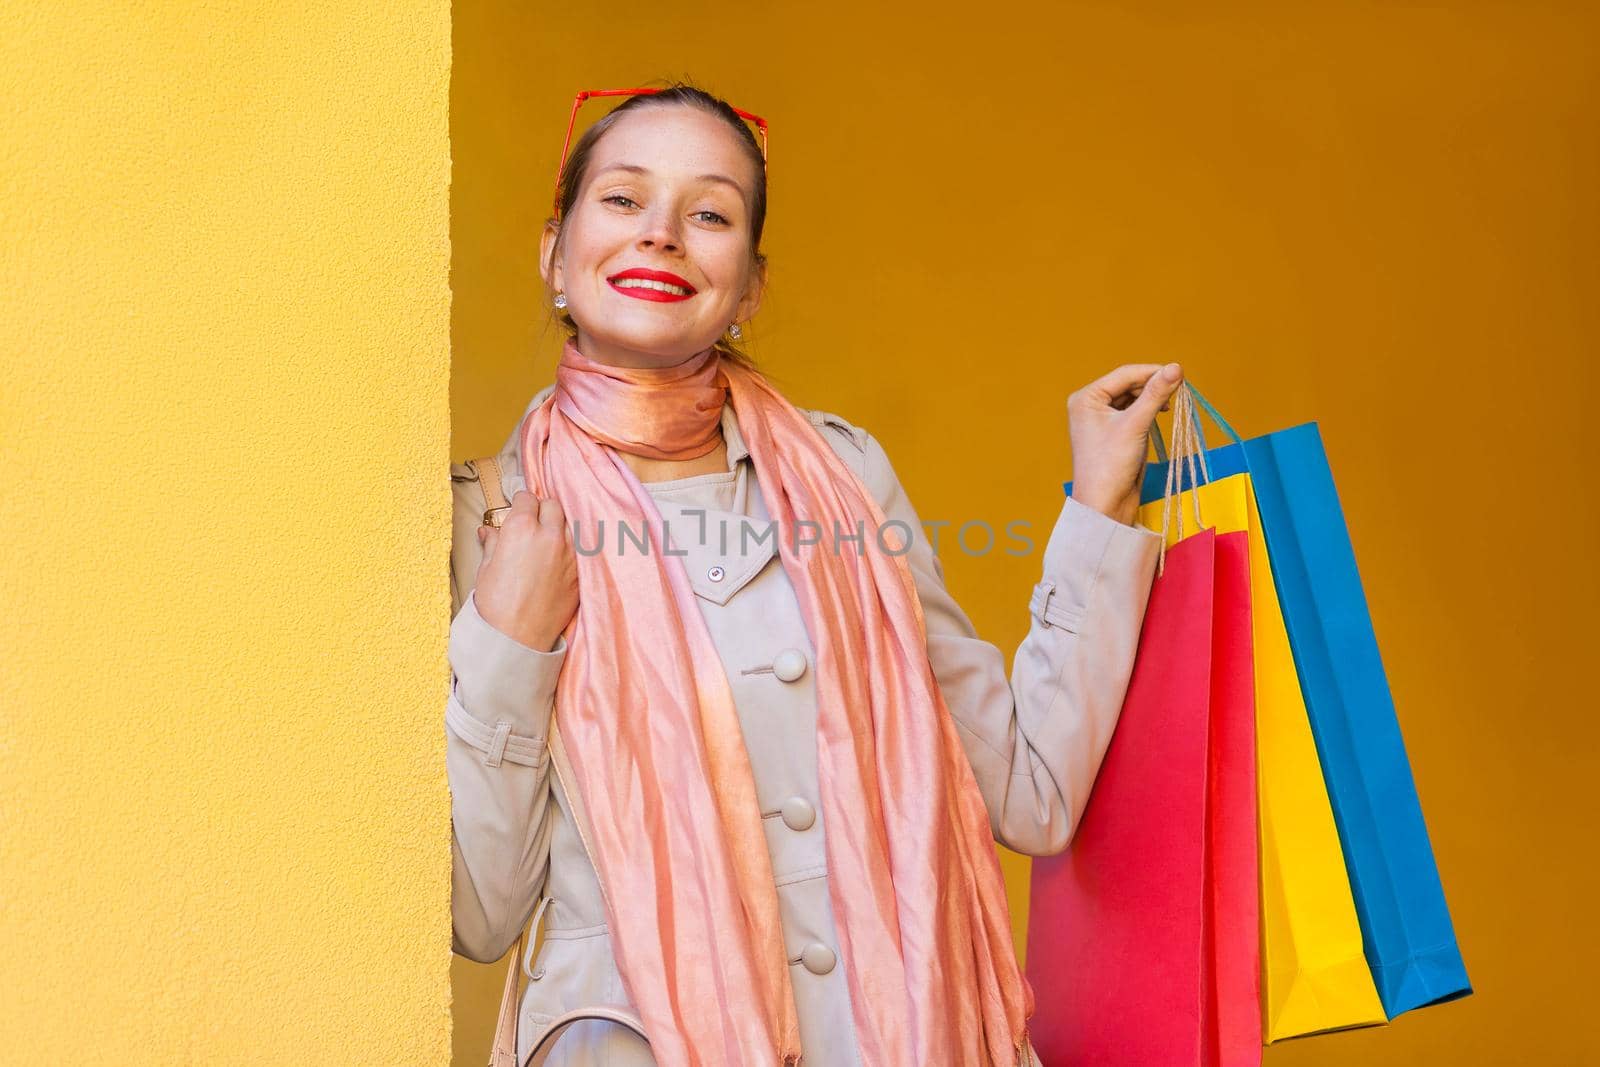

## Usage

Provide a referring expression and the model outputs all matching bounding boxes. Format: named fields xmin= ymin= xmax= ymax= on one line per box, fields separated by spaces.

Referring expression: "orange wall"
xmin=451 ymin=3 xmax=1597 ymax=1062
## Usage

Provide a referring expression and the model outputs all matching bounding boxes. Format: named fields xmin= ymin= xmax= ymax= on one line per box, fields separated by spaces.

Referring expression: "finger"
xmin=1127 ymin=363 xmax=1184 ymax=423
xmin=1108 ymin=374 xmax=1165 ymax=411
xmin=536 ymin=496 xmax=565 ymax=527
xmin=1082 ymin=364 xmax=1167 ymax=405
xmin=1149 ymin=386 xmax=1171 ymax=412
xmin=510 ymin=488 xmax=540 ymax=513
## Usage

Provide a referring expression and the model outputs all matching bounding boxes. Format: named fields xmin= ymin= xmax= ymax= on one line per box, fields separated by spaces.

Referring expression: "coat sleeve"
xmin=859 ymin=431 xmax=1161 ymax=857
xmin=445 ymin=461 xmax=566 ymax=963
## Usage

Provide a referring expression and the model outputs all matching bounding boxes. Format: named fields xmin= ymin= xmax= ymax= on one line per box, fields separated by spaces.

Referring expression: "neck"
xmin=573 ymin=328 xmax=713 ymax=370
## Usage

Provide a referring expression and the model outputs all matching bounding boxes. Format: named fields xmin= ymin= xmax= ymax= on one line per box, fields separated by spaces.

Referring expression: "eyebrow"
xmin=591 ymin=162 xmax=745 ymax=194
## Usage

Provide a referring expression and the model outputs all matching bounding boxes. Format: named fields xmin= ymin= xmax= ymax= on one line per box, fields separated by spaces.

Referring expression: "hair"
xmin=543 ymin=81 xmax=768 ymax=371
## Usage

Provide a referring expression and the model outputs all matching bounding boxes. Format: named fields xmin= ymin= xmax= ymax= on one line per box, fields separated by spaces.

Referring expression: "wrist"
xmin=477 ymin=597 xmax=561 ymax=654
xmin=1071 ymin=486 xmax=1139 ymax=528
xmin=505 ymin=627 xmax=562 ymax=655
xmin=504 ymin=620 xmax=562 ymax=654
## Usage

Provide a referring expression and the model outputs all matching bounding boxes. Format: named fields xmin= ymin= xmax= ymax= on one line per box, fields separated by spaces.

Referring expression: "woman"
xmin=446 ymin=84 xmax=1181 ymax=1067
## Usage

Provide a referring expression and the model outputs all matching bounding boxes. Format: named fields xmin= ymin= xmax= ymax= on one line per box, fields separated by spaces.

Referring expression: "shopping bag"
xmin=1137 ymin=473 xmax=1386 ymax=1041
xmin=1065 ymin=443 xmax=1385 ymax=1041
xmin=1026 ymin=527 xmax=1260 ymax=1066
xmin=1140 ymin=387 xmax=1473 ymax=1020
xmin=1203 ymin=527 xmax=1262 ymax=1065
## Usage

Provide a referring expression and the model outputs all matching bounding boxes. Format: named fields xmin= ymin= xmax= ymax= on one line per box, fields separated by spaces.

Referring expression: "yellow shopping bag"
xmin=1138 ymin=473 xmax=1387 ymax=1041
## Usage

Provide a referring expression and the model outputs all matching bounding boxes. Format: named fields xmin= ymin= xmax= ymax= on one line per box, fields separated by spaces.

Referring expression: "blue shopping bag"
xmin=1065 ymin=386 xmax=1473 ymax=1020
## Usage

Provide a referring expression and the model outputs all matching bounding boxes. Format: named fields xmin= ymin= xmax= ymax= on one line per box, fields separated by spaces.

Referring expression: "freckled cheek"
xmin=689 ymin=245 xmax=750 ymax=299
xmin=567 ymin=226 xmax=632 ymax=280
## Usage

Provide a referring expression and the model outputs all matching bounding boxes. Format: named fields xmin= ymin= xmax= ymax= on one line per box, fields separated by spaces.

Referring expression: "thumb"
xmin=476 ymin=523 xmax=499 ymax=568
xmin=1128 ymin=362 xmax=1184 ymax=424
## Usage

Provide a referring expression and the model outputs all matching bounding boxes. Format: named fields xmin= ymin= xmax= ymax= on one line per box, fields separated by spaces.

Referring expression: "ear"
xmin=734 ymin=256 xmax=767 ymax=324
xmin=538 ymin=221 xmax=563 ymax=293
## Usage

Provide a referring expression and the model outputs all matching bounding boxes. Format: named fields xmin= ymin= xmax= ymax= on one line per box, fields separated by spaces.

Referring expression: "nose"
xmin=636 ymin=203 xmax=683 ymax=254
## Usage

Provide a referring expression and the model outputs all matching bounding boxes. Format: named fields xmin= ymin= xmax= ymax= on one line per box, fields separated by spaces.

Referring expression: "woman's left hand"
xmin=1067 ymin=362 xmax=1185 ymax=527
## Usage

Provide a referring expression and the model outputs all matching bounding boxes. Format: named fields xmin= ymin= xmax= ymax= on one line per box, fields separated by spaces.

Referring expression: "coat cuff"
xmin=448 ymin=589 xmax=566 ymax=739
xmin=1033 ymin=497 xmax=1161 ymax=627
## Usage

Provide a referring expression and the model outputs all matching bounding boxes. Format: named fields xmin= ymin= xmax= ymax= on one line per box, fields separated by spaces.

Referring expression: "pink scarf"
xmin=521 ymin=337 xmax=1033 ymax=1065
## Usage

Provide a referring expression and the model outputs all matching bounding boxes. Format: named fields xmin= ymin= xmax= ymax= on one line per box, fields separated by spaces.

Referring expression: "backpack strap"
xmin=465 ymin=455 xmax=513 ymax=528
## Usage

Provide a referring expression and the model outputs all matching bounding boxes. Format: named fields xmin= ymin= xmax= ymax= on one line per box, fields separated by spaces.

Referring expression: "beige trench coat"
xmin=446 ymin=385 xmax=1162 ymax=1066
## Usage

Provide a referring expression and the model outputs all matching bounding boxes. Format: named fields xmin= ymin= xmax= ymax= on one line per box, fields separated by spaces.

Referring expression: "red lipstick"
xmin=607 ymin=267 xmax=697 ymax=303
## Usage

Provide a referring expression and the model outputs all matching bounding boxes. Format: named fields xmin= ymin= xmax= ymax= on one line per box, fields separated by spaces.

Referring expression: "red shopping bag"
xmin=1026 ymin=529 xmax=1261 ymax=1066
xmin=1207 ymin=530 xmax=1261 ymax=1064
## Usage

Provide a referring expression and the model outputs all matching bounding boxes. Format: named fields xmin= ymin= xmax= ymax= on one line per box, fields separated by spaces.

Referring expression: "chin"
xmin=585 ymin=320 xmax=721 ymax=365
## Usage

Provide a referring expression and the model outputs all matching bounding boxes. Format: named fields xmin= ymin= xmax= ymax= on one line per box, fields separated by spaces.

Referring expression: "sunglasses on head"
xmin=552 ymin=88 xmax=770 ymax=221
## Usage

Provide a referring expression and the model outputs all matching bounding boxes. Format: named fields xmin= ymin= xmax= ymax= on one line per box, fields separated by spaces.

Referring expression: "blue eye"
xmin=601 ymin=194 xmax=638 ymax=208
xmin=695 ymin=210 xmax=730 ymax=225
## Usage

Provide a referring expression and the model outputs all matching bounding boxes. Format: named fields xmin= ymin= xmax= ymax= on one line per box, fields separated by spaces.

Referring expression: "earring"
xmin=727 ymin=322 xmax=743 ymax=340
xmin=553 ymin=292 xmax=568 ymax=309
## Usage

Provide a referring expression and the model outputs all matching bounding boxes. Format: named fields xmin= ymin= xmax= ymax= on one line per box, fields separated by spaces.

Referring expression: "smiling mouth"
xmin=608 ymin=277 xmax=695 ymax=302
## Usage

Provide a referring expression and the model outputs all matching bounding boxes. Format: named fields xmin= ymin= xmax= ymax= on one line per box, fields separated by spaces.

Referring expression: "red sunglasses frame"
xmin=552 ymin=88 xmax=770 ymax=220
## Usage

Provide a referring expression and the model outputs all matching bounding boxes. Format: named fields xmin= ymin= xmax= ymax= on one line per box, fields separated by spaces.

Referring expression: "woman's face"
xmin=542 ymin=106 xmax=766 ymax=369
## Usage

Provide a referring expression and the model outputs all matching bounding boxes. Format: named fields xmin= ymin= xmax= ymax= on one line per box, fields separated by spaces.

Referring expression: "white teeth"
xmin=613 ymin=277 xmax=691 ymax=296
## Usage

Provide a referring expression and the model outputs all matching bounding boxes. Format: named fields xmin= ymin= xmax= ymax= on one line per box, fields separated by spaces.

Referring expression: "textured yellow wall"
xmin=450 ymin=2 xmax=1594 ymax=1063
xmin=1 ymin=5 xmax=454 ymax=1064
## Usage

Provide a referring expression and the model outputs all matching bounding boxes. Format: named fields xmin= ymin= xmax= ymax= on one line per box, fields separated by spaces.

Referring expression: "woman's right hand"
xmin=472 ymin=490 xmax=579 ymax=653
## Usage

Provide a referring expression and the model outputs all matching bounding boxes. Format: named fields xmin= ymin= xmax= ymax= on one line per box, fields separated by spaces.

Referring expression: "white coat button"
xmin=708 ymin=565 xmax=726 ymax=582
xmin=772 ymin=648 xmax=808 ymax=682
xmin=801 ymin=943 xmax=837 ymax=975
xmin=780 ymin=796 xmax=816 ymax=831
